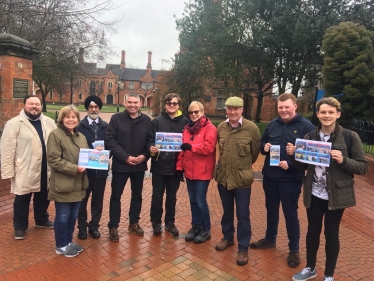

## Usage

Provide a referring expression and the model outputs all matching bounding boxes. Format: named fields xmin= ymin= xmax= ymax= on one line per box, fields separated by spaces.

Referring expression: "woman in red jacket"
xmin=176 ymin=101 xmax=217 ymax=244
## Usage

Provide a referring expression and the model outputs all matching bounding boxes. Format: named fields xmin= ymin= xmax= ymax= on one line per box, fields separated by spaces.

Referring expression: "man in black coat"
xmin=77 ymin=95 xmax=109 ymax=239
xmin=105 ymin=93 xmax=151 ymax=241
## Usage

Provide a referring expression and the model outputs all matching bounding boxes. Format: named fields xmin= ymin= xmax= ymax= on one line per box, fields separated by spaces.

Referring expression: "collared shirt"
xmin=225 ymin=117 xmax=243 ymax=128
xmin=87 ymin=116 xmax=99 ymax=126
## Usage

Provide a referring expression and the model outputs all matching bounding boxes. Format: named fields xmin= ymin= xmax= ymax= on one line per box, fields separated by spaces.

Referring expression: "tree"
xmin=0 ymin=0 xmax=120 ymax=111
xmin=322 ymin=21 xmax=374 ymax=126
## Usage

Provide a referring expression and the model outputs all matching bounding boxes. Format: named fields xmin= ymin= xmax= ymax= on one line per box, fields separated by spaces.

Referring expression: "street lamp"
xmin=116 ymin=79 xmax=124 ymax=112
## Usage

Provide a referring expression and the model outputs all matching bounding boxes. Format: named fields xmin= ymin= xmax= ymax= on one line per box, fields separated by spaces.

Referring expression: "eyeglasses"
xmin=188 ymin=110 xmax=200 ymax=115
xmin=165 ymin=102 xmax=179 ymax=106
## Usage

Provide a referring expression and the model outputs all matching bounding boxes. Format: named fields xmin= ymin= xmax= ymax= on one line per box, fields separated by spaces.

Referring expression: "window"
xmin=129 ymin=81 xmax=134 ymax=89
xmin=77 ymin=79 xmax=82 ymax=86
xmin=108 ymin=81 xmax=113 ymax=89
xmin=89 ymin=81 xmax=96 ymax=95
xmin=49 ymin=90 xmax=53 ymax=99
xmin=141 ymin=82 xmax=153 ymax=90
xmin=78 ymin=92 xmax=82 ymax=100
xmin=216 ymin=90 xmax=225 ymax=109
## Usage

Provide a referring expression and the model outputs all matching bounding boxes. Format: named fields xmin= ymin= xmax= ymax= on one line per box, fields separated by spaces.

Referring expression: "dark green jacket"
xmin=47 ymin=126 xmax=89 ymax=202
xmin=213 ymin=118 xmax=261 ymax=190
xmin=290 ymin=124 xmax=368 ymax=210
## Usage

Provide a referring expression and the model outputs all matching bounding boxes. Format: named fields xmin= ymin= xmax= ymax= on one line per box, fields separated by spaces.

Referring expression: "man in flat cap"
xmin=76 ymin=95 xmax=108 ymax=239
xmin=213 ymin=96 xmax=261 ymax=266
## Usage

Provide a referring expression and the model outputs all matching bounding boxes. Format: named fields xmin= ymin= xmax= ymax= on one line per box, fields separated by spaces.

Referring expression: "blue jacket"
xmin=77 ymin=116 xmax=109 ymax=179
xmin=261 ymin=114 xmax=315 ymax=182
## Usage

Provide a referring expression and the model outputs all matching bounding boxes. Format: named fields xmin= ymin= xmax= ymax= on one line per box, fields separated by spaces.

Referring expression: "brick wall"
xmin=0 ymin=176 xmax=14 ymax=216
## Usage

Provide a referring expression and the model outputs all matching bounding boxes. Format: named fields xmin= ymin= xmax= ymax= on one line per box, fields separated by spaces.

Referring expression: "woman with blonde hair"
xmin=47 ymin=105 xmax=89 ymax=257
xmin=176 ymin=101 xmax=217 ymax=243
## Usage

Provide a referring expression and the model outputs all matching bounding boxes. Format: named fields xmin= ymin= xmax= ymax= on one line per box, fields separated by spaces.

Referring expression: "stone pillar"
xmin=0 ymin=33 xmax=38 ymax=129
xmin=0 ymin=33 xmax=38 ymax=215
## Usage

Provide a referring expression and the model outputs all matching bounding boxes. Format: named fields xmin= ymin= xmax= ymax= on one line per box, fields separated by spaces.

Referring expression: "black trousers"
xmin=108 ymin=171 xmax=145 ymax=229
xmin=77 ymin=177 xmax=107 ymax=231
xmin=150 ymin=173 xmax=180 ymax=224
xmin=13 ymin=183 xmax=50 ymax=231
xmin=306 ymin=195 xmax=345 ymax=277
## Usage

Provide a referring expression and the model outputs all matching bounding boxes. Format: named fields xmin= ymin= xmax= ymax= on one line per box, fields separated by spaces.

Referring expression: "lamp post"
xmin=116 ymin=80 xmax=124 ymax=112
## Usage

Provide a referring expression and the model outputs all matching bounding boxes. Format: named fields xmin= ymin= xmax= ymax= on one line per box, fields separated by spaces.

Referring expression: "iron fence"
xmin=351 ymin=119 xmax=374 ymax=155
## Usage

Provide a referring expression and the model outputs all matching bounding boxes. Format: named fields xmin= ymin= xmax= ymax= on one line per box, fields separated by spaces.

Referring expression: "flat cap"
xmin=225 ymin=96 xmax=243 ymax=107
xmin=84 ymin=95 xmax=102 ymax=109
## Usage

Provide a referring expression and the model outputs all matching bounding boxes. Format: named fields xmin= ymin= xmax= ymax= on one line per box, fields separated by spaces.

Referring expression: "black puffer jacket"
xmin=147 ymin=111 xmax=188 ymax=175
xmin=106 ymin=110 xmax=151 ymax=173
xmin=77 ymin=116 xmax=109 ymax=179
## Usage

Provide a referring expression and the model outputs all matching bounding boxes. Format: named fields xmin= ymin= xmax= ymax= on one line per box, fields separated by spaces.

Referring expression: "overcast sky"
xmin=104 ymin=0 xmax=187 ymax=70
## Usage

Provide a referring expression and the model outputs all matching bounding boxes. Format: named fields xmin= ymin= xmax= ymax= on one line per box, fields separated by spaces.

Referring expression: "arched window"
xmin=89 ymin=81 xmax=96 ymax=95
xmin=78 ymin=92 xmax=82 ymax=100
xmin=108 ymin=81 xmax=113 ymax=89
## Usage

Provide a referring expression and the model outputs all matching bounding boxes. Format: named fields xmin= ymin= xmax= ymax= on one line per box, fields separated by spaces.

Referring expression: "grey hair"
xmin=125 ymin=93 xmax=140 ymax=101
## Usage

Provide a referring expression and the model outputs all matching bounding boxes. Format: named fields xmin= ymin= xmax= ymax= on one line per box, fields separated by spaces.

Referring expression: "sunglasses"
xmin=188 ymin=110 xmax=200 ymax=115
xmin=165 ymin=102 xmax=179 ymax=106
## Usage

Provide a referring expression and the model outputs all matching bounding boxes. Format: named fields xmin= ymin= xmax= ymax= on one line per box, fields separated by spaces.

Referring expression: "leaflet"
xmin=92 ymin=140 xmax=104 ymax=150
xmin=78 ymin=148 xmax=110 ymax=170
xmin=269 ymin=145 xmax=280 ymax=166
xmin=294 ymin=138 xmax=332 ymax=167
xmin=155 ymin=132 xmax=182 ymax=152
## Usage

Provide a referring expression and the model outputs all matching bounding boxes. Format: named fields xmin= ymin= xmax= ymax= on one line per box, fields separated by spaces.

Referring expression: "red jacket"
xmin=176 ymin=118 xmax=217 ymax=180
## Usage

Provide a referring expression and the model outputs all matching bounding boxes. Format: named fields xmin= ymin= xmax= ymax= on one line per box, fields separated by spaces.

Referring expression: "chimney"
xmin=147 ymin=51 xmax=152 ymax=69
xmin=78 ymin=48 xmax=84 ymax=65
xmin=120 ymin=50 xmax=125 ymax=69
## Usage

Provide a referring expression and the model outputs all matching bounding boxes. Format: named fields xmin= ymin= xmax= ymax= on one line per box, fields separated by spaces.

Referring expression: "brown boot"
xmin=287 ymin=251 xmax=300 ymax=267
xmin=109 ymin=227 xmax=119 ymax=242
xmin=236 ymin=251 xmax=248 ymax=266
xmin=215 ymin=239 xmax=234 ymax=251
xmin=128 ymin=223 xmax=144 ymax=236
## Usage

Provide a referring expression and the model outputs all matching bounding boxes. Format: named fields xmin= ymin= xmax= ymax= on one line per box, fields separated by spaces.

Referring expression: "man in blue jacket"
xmin=77 ymin=95 xmax=108 ymax=239
xmin=250 ymin=93 xmax=315 ymax=268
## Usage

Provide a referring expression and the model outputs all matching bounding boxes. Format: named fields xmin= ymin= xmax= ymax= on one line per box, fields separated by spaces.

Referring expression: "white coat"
xmin=0 ymin=110 xmax=56 ymax=195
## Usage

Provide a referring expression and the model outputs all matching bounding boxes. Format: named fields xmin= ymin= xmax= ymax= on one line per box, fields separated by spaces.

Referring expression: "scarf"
xmin=186 ymin=115 xmax=208 ymax=137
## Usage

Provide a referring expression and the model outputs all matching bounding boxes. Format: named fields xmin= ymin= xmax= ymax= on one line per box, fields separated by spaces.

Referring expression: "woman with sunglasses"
xmin=176 ymin=101 xmax=217 ymax=244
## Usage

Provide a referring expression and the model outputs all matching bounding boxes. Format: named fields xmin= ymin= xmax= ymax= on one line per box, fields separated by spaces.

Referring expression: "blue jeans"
xmin=218 ymin=184 xmax=251 ymax=252
xmin=186 ymin=179 xmax=211 ymax=230
xmin=54 ymin=201 xmax=81 ymax=248
xmin=263 ymin=176 xmax=301 ymax=251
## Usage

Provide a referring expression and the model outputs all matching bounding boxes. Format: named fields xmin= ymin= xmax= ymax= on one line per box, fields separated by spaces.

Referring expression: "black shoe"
xmin=14 ymin=230 xmax=25 ymax=240
xmin=193 ymin=228 xmax=211 ymax=244
xmin=89 ymin=229 xmax=101 ymax=239
xmin=288 ymin=251 xmax=300 ymax=267
xmin=78 ymin=229 xmax=87 ymax=240
xmin=165 ymin=222 xmax=179 ymax=236
xmin=185 ymin=225 xmax=200 ymax=242
xmin=152 ymin=222 xmax=162 ymax=236
xmin=35 ymin=220 xmax=54 ymax=229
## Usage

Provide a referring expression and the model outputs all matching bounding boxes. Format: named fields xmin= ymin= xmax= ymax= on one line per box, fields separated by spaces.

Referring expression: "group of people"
xmin=0 ymin=92 xmax=368 ymax=281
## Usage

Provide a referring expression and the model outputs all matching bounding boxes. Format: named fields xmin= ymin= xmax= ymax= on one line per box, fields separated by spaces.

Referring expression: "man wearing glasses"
xmin=147 ymin=93 xmax=188 ymax=236
xmin=213 ymin=96 xmax=261 ymax=266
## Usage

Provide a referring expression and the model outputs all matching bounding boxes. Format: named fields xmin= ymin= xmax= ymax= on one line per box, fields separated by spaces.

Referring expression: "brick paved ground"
xmin=0 ymin=154 xmax=373 ymax=280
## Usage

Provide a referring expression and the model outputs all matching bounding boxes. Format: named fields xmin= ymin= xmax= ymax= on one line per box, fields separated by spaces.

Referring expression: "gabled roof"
xmin=81 ymin=63 xmax=161 ymax=81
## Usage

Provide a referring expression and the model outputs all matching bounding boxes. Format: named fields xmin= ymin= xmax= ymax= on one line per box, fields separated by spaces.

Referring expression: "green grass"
xmin=46 ymin=103 xmax=127 ymax=113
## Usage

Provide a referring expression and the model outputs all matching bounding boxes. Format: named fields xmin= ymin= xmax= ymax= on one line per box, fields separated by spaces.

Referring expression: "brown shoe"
xmin=287 ymin=251 xmax=300 ymax=267
xmin=249 ymin=238 xmax=276 ymax=249
xmin=128 ymin=223 xmax=144 ymax=236
xmin=215 ymin=239 xmax=234 ymax=251
xmin=109 ymin=227 xmax=119 ymax=242
xmin=236 ymin=251 xmax=248 ymax=266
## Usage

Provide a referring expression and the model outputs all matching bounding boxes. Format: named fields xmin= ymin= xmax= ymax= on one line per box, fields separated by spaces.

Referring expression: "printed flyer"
xmin=269 ymin=145 xmax=280 ymax=166
xmin=294 ymin=138 xmax=332 ymax=167
xmin=155 ymin=132 xmax=182 ymax=152
xmin=78 ymin=148 xmax=110 ymax=170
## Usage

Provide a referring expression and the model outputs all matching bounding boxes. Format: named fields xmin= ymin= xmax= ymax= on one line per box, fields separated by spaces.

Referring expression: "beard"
xmin=88 ymin=112 xmax=99 ymax=120
xmin=24 ymin=109 xmax=42 ymax=120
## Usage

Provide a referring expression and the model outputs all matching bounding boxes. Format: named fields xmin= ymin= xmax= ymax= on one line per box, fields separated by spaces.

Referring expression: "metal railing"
xmin=351 ymin=119 xmax=374 ymax=155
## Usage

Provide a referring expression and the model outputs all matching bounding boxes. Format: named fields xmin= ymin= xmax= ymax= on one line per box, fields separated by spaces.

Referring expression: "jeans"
xmin=78 ymin=177 xmax=106 ymax=231
xmin=13 ymin=182 xmax=50 ymax=231
xmin=263 ymin=177 xmax=301 ymax=251
xmin=306 ymin=195 xmax=345 ymax=277
xmin=54 ymin=201 xmax=81 ymax=248
xmin=108 ymin=171 xmax=145 ymax=229
xmin=150 ymin=173 xmax=180 ymax=224
xmin=186 ymin=179 xmax=211 ymax=230
xmin=218 ymin=184 xmax=251 ymax=252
